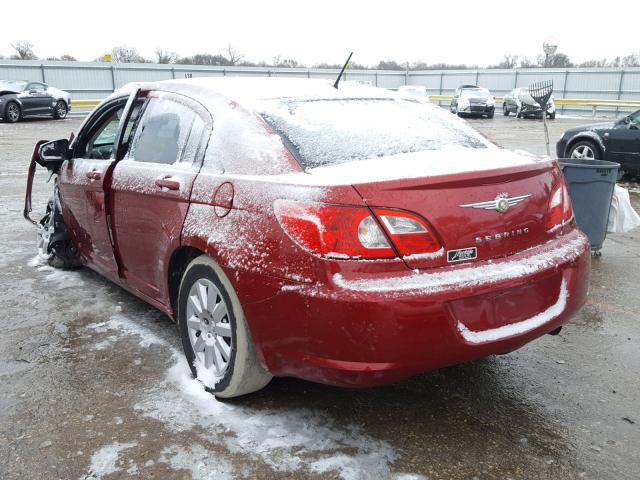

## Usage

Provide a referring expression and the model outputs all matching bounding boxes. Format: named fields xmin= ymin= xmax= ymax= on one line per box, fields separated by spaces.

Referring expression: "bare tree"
xmin=271 ymin=55 xmax=304 ymax=68
xmin=376 ymin=60 xmax=404 ymax=70
xmin=497 ymin=55 xmax=519 ymax=69
xmin=46 ymin=54 xmax=77 ymax=61
xmin=622 ymin=52 xmax=640 ymax=67
xmin=225 ymin=44 xmax=244 ymax=65
xmin=177 ymin=53 xmax=231 ymax=66
xmin=110 ymin=45 xmax=147 ymax=63
xmin=155 ymin=48 xmax=177 ymax=64
xmin=519 ymin=57 xmax=537 ymax=68
xmin=578 ymin=58 xmax=608 ymax=68
xmin=10 ymin=41 xmax=37 ymax=60
xmin=538 ymin=52 xmax=573 ymax=68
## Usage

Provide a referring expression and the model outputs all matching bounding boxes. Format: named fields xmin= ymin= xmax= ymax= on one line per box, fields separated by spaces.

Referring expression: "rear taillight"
xmin=274 ymin=200 xmax=395 ymax=259
xmin=545 ymin=182 xmax=574 ymax=232
xmin=274 ymin=200 xmax=442 ymax=260
xmin=373 ymin=208 xmax=442 ymax=256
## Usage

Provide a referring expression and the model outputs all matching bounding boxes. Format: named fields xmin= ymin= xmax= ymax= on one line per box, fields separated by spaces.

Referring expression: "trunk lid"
xmin=313 ymin=149 xmax=559 ymax=270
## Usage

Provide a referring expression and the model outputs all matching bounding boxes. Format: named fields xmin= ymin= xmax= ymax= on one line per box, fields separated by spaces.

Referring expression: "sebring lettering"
xmin=475 ymin=227 xmax=530 ymax=244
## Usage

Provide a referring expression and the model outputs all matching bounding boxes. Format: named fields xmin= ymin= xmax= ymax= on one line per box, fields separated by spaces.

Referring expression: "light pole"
xmin=543 ymin=39 xmax=558 ymax=68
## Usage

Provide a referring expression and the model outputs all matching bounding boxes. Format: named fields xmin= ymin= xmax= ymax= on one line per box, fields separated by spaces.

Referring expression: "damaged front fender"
xmin=24 ymin=140 xmax=80 ymax=268
xmin=24 ymin=140 xmax=49 ymax=226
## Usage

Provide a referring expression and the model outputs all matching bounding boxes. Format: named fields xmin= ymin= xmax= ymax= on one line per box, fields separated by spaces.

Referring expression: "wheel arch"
xmin=565 ymin=134 xmax=605 ymax=159
xmin=167 ymin=246 xmax=206 ymax=320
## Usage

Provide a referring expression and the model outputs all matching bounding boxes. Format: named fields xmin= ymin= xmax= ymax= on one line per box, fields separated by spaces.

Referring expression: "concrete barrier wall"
xmin=1 ymin=60 xmax=639 ymax=116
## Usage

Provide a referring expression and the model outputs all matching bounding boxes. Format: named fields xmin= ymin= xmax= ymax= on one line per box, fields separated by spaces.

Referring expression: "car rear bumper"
xmin=245 ymin=230 xmax=590 ymax=387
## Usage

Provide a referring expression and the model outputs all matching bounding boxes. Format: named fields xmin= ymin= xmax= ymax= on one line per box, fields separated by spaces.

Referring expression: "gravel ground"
xmin=0 ymin=114 xmax=638 ymax=480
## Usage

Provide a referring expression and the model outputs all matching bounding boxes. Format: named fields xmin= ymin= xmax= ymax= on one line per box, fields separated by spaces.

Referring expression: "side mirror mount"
xmin=37 ymin=138 xmax=70 ymax=173
xmin=29 ymin=89 xmax=38 ymax=94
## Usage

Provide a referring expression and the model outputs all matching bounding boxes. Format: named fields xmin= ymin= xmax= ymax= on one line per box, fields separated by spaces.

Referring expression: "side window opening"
xmin=27 ymin=83 xmax=45 ymax=92
xmin=75 ymin=99 xmax=144 ymax=160
xmin=83 ymin=106 xmax=124 ymax=159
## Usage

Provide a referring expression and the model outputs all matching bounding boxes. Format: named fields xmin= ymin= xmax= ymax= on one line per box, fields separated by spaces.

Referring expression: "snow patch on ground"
xmin=88 ymin=314 xmax=411 ymax=479
xmin=159 ymin=445 xmax=235 ymax=480
xmin=136 ymin=356 xmax=400 ymax=479
xmin=29 ymin=253 xmax=85 ymax=290
xmin=83 ymin=441 xmax=137 ymax=480
xmin=86 ymin=315 xmax=169 ymax=349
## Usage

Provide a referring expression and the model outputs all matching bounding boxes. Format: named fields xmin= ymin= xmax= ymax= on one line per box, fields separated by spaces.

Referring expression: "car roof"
xmin=107 ymin=77 xmax=397 ymax=112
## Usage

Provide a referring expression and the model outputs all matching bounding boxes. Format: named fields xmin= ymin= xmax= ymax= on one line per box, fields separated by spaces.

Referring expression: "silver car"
xmin=0 ymin=80 xmax=71 ymax=123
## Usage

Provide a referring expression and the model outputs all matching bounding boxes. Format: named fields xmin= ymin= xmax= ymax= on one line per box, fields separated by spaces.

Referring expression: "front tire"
xmin=568 ymin=140 xmax=599 ymax=160
xmin=503 ymin=104 xmax=509 ymax=116
xmin=53 ymin=101 xmax=68 ymax=119
xmin=177 ymin=255 xmax=272 ymax=398
xmin=547 ymin=111 xmax=556 ymax=120
xmin=4 ymin=101 xmax=21 ymax=123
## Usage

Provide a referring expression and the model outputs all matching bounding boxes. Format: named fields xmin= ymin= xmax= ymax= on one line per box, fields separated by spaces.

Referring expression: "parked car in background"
xmin=0 ymin=80 xmax=71 ymax=123
xmin=503 ymin=87 xmax=556 ymax=119
xmin=450 ymin=85 xmax=495 ymax=118
xmin=397 ymin=85 xmax=430 ymax=102
xmin=26 ymin=78 xmax=590 ymax=398
xmin=556 ymin=109 xmax=640 ymax=176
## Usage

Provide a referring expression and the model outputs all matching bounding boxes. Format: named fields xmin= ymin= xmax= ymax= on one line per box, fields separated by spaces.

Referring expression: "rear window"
xmin=259 ymin=98 xmax=488 ymax=169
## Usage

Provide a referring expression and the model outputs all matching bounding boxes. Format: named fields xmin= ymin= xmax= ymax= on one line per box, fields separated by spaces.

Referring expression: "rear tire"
xmin=53 ymin=100 xmax=68 ymax=120
xmin=3 ymin=101 xmax=21 ymax=123
xmin=177 ymin=255 xmax=272 ymax=398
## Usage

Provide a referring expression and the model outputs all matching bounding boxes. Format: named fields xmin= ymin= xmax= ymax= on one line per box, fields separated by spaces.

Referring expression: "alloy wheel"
xmin=55 ymin=102 xmax=67 ymax=119
xmin=186 ymin=278 xmax=232 ymax=376
xmin=7 ymin=104 xmax=20 ymax=122
xmin=571 ymin=145 xmax=595 ymax=160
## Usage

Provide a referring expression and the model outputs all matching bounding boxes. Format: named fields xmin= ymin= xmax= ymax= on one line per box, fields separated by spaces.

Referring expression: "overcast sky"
xmin=1 ymin=0 xmax=637 ymax=66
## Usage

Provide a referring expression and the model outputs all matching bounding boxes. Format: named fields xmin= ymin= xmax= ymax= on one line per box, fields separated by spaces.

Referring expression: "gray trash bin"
xmin=558 ymin=159 xmax=620 ymax=253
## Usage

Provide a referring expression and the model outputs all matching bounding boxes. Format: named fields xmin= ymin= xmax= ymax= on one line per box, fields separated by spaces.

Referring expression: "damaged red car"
xmin=25 ymin=78 xmax=590 ymax=398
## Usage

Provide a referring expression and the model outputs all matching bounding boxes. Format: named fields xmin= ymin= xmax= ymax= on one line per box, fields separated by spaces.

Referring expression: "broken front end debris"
xmin=24 ymin=139 xmax=80 ymax=268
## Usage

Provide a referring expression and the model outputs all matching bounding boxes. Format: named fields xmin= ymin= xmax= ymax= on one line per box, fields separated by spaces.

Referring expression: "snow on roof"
xmin=110 ymin=78 xmax=397 ymax=111
xmin=172 ymin=77 xmax=396 ymax=103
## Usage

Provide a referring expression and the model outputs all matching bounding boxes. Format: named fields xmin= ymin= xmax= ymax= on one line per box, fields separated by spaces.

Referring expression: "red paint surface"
xmin=54 ymin=83 xmax=591 ymax=388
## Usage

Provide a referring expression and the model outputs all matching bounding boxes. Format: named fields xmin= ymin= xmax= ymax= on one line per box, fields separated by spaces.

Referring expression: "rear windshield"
xmin=260 ymin=98 xmax=488 ymax=169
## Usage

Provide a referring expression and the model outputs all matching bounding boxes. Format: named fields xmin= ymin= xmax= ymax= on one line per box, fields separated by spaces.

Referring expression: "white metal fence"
xmin=1 ymin=60 xmax=639 ymax=115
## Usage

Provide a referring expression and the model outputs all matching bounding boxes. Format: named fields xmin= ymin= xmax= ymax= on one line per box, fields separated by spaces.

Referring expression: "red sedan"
xmin=26 ymin=78 xmax=590 ymax=397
